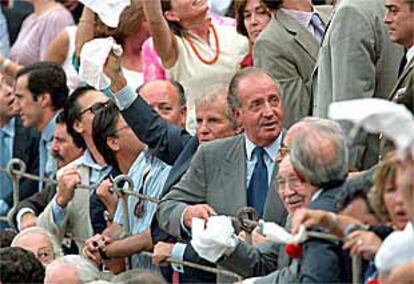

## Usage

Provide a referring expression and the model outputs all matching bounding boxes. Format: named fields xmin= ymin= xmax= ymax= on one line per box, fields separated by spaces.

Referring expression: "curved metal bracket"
xmin=6 ymin=158 xmax=26 ymax=179
xmin=236 ymin=207 xmax=259 ymax=234
xmin=112 ymin=174 xmax=134 ymax=194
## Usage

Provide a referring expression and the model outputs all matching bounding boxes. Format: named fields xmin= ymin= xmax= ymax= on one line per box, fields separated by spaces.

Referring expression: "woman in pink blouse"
xmin=0 ymin=0 xmax=73 ymax=78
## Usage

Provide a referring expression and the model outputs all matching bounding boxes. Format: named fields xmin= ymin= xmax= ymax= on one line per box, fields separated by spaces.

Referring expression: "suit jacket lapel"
xmin=276 ymin=10 xmax=319 ymax=61
xmin=13 ymin=117 xmax=29 ymax=160
xmin=389 ymin=58 xmax=414 ymax=100
xmin=222 ymin=135 xmax=247 ymax=206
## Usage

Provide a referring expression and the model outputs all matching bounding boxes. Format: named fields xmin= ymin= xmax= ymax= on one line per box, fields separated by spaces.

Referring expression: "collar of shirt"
xmin=245 ymin=133 xmax=282 ymax=162
xmin=1 ymin=117 xmax=15 ymax=138
xmin=81 ymin=149 xmax=109 ymax=171
xmin=41 ymin=112 xmax=59 ymax=143
xmin=406 ymin=45 xmax=414 ymax=67
xmin=280 ymin=8 xmax=314 ymax=30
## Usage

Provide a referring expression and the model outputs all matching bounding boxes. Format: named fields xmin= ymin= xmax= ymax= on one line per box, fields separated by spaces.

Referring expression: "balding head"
xmin=138 ymin=80 xmax=187 ymax=128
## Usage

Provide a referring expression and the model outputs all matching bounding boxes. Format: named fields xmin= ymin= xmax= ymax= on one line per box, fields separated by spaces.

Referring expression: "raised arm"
xmin=75 ymin=7 xmax=96 ymax=59
xmin=143 ymin=0 xmax=178 ymax=68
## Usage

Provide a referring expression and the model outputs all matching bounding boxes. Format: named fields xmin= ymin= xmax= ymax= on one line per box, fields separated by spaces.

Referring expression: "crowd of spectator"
xmin=0 ymin=0 xmax=413 ymax=283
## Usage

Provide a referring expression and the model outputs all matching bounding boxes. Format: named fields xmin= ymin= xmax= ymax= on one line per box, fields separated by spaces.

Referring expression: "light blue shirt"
xmin=0 ymin=9 xmax=10 ymax=57
xmin=39 ymin=113 xmax=59 ymax=191
xmin=105 ymin=85 xmax=137 ymax=111
xmin=0 ymin=118 xmax=15 ymax=213
xmin=245 ymin=133 xmax=282 ymax=188
xmin=114 ymin=150 xmax=171 ymax=270
xmin=51 ymin=150 xmax=112 ymax=224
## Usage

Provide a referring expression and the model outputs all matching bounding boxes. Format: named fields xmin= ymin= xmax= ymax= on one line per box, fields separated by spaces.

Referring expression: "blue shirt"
xmin=0 ymin=118 xmax=15 ymax=212
xmin=39 ymin=113 xmax=59 ymax=191
xmin=51 ymin=150 xmax=112 ymax=224
xmin=0 ymin=9 xmax=10 ymax=57
xmin=114 ymin=150 xmax=171 ymax=270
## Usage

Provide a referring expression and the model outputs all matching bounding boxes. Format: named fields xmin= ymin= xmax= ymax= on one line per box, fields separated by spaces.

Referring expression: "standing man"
xmin=37 ymin=86 xmax=112 ymax=250
xmin=0 ymin=72 xmax=39 ymax=223
xmin=254 ymin=0 xmax=332 ymax=128
xmin=14 ymin=61 xmax=68 ymax=190
xmin=384 ymin=0 xmax=414 ymax=111
xmin=312 ymin=0 xmax=403 ymax=170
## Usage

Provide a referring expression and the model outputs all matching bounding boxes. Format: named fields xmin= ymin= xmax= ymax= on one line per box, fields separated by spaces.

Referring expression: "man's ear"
xmin=107 ymin=136 xmax=120 ymax=152
xmin=164 ymin=10 xmax=180 ymax=22
xmin=39 ymin=93 xmax=52 ymax=108
xmin=73 ymin=119 xmax=84 ymax=135
xmin=180 ymin=106 xmax=187 ymax=127
xmin=232 ymin=108 xmax=242 ymax=127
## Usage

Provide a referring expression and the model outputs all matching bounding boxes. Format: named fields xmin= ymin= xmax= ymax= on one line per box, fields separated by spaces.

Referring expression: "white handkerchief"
xmin=191 ymin=216 xmax=238 ymax=262
xmin=79 ymin=37 xmax=123 ymax=90
xmin=328 ymin=98 xmax=414 ymax=159
xmin=79 ymin=0 xmax=130 ymax=28
xmin=262 ymin=222 xmax=307 ymax=244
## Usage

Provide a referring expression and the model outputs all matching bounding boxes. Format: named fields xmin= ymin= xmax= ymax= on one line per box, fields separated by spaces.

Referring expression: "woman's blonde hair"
xmin=368 ymin=152 xmax=398 ymax=223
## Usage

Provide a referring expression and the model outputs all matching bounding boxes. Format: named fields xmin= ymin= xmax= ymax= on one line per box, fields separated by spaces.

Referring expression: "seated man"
xmin=11 ymin=226 xmax=63 ymax=267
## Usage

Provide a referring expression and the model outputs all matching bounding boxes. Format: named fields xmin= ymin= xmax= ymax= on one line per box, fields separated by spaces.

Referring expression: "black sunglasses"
xmin=80 ymin=101 xmax=110 ymax=116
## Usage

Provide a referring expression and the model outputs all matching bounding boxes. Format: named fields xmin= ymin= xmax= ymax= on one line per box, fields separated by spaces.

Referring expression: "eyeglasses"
xmin=35 ymin=247 xmax=54 ymax=264
xmin=277 ymin=176 xmax=303 ymax=192
xmin=79 ymin=101 xmax=110 ymax=116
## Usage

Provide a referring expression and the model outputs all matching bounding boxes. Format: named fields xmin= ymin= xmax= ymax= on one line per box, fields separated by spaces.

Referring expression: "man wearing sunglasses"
xmin=37 ymin=86 xmax=112 ymax=251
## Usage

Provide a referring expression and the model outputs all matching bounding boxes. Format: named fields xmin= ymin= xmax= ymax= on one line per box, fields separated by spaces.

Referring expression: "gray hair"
xmin=228 ymin=67 xmax=282 ymax=110
xmin=289 ymin=118 xmax=349 ymax=187
xmin=194 ymin=83 xmax=237 ymax=129
xmin=45 ymin=255 xmax=101 ymax=283
xmin=11 ymin=226 xmax=63 ymax=259
xmin=112 ymin=269 xmax=166 ymax=284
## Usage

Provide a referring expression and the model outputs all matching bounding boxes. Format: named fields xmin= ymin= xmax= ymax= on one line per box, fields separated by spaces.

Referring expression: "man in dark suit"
xmin=0 ymin=74 xmax=39 ymax=226
xmin=10 ymin=112 xmax=84 ymax=231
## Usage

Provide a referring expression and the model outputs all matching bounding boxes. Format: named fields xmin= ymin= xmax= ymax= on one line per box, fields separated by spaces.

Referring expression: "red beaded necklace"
xmin=183 ymin=23 xmax=220 ymax=65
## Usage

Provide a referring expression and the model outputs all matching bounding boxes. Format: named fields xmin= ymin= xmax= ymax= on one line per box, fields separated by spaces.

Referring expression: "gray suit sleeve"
xmin=156 ymin=145 xmax=208 ymax=239
xmin=218 ymin=240 xmax=280 ymax=278
xmin=254 ymin=38 xmax=311 ymax=128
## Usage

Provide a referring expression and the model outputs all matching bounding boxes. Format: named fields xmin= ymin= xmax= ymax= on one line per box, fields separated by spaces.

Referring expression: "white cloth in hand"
xmin=79 ymin=0 xmax=130 ymax=28
xmin=261 ymin=221 xmax=307 ymax=244
xmin=328 ymin=98 xmax=414 ymax=159
xmin=191 ymin=216 xmax=238 ymax=262
xmin=79 ymin=37 xmax=123 ymax=90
